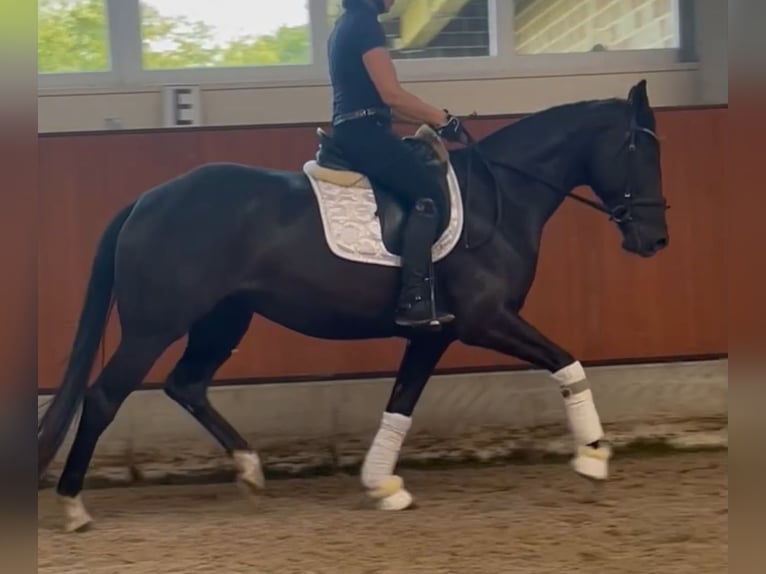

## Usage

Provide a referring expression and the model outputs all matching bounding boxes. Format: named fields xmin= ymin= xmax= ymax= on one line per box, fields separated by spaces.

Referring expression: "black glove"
xmin=436 ymin=113 xmax=466 ymax=144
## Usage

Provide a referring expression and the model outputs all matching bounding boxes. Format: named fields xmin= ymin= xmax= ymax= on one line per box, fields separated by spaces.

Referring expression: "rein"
xmin=456 ymin=117 xmax=665 ymax=251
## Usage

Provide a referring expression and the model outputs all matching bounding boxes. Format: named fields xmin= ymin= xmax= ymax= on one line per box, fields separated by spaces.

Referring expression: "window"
xmin=38 ymin=0 xmax=111 ymax=73
xmin=327 ymin=0 xmax=494 ymax=60
xmin=140 ymin=0 xmax=312 ymax=70
xmin=513 ymin=0 xmax=680 ymax=54
xmin=37 ymin=0 xmax=692 ymax=91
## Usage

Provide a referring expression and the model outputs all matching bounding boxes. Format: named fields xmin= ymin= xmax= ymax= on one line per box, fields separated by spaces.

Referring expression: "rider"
xmin=328 ymin=0 xmax=467 ymax=330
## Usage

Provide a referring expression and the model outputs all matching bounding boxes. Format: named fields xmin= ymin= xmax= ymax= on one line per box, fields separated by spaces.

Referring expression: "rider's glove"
xmin=436 ymin=112 xmax=466 ymax=144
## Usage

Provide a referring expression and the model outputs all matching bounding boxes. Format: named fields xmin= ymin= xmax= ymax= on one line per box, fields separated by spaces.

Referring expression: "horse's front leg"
xmin=361 ymin=333 xmax=452 ymax=510
xmin=460 ymin=309 xmax=611 ymax=480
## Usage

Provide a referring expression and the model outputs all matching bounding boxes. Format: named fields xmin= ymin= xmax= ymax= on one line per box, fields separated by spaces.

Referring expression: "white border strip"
xmin=39 ymin=359 xmax=727 ymax=483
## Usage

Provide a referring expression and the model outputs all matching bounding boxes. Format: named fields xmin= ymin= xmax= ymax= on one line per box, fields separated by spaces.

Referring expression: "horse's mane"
xmin=479 ymin=97 xmax=629 ymax=149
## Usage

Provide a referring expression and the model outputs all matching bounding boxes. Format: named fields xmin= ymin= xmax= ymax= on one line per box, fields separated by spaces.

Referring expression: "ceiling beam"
xmin=394 ymin=0 xmax=472 ymax=49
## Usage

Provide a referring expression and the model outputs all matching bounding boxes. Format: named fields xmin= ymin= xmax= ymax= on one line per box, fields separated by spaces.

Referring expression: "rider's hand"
xmin=436 ymin=113 xmax=466 ymax=144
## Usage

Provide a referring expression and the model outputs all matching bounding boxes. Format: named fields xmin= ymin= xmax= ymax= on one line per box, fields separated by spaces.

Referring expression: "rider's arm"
xmin=362 ymin=46 xmax=449 ymax=128
xmin=391 ymin=108 xmax=426 ymax=125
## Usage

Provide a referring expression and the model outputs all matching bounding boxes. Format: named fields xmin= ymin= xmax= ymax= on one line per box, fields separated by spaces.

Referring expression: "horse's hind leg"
xmin=57 ymin=334 xmax=172 ymax=532
xmin=163 ymin=297 xmax=263 ymax=496
xmin=460 ymin=310 xmax=611 ymax=480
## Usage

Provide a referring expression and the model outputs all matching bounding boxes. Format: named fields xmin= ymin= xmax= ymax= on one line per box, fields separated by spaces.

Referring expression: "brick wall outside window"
xmin=514 ymin=0 xmax=679 ymax=54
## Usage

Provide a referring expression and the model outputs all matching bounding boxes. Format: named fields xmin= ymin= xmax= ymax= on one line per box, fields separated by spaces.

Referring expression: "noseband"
xmin=457 ymin=113 xmax=669 ymax=250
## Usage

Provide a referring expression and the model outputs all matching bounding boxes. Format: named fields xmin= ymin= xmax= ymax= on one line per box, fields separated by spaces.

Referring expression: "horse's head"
xmin=588 ymin=80 xmax=669 ymax=257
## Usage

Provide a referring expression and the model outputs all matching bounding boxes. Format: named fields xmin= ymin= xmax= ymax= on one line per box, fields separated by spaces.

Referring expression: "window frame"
xmin=37 ymin=0 xmax=118 ymax=89
xmin=37 ymin=0 xmax=698 ymax=94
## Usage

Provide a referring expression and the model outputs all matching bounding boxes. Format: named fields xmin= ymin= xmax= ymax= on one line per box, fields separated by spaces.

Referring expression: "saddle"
xmin=304 ymin=125 xmax=452 ymax=255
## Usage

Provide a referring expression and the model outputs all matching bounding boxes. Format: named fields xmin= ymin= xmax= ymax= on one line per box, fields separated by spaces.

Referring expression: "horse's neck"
xmin=471 ymin=101 xmax=621 ymax=225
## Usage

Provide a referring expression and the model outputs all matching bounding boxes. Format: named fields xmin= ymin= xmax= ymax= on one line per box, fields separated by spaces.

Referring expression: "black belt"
xmin=332 ymin=107 xmax=391 ymax=126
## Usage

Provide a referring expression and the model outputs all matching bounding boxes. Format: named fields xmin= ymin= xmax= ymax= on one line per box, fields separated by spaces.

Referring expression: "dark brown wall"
xmin=37 ymin=107 xmax=727 ymax=391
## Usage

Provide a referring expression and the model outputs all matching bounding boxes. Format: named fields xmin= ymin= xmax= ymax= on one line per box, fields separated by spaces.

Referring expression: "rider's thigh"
xmin=334 ymin=119 xmax=443 ymax=210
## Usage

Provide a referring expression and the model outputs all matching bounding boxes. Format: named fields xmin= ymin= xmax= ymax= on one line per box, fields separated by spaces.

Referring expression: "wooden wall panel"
xmin=37 ymin=107 xmax=727 ymax=391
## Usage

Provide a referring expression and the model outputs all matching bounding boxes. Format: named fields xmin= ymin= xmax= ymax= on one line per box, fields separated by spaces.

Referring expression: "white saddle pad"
xmin=303 ymin=161 xmax=464 ymax=267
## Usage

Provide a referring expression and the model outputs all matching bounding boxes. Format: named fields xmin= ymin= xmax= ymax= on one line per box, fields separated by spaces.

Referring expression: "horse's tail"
xmin=38 ymin=201 xmax=136 ymax=480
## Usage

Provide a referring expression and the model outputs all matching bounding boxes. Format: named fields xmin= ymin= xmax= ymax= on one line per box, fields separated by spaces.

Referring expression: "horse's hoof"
xmin=236 ymin=477 xmax=264 ymax=502
xmin=366 ymin=475 xmax=415 ymax=511
xmin=376 ymin=488 xmax=415 ymax=511
xmin=571 ymin=444 xmax=611 ymax=481
xmin=69 ymin=520 xmax=93 ymax=533
xmin=60 ymin=495 xmax=93 ymax=533
xmin=233 ymin=451 xmax=265 ymax=501
xmin=236 ymin=470 xmax=266 ymax=501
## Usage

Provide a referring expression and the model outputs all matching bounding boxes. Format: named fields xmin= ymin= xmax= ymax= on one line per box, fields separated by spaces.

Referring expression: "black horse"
xmin=38 ymin=80 xmax=669 ymax=531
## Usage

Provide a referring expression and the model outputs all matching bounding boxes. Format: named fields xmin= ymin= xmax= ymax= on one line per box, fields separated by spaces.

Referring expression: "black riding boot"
xmin=395 ymin=198 xmax=455 ymax=330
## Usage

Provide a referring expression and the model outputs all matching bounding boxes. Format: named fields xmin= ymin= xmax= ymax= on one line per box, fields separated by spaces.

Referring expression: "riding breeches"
xmin=331 ymin=117 xmax=445 ymax=217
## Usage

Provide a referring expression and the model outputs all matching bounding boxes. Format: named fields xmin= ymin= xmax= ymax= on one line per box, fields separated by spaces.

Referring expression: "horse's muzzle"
xmin=623 ymin=233 xmax=669 ymax=258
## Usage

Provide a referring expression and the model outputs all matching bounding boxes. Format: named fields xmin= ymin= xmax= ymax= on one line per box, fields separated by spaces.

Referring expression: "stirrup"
xmin=395 ymin=315 xmax=449 ymax=330
xmin=394 ymin=298 xmax=454 ymax=330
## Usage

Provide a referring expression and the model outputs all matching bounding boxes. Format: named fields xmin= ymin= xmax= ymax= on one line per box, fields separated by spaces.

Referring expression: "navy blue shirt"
xmin=328 ymin=5 xmax=389 ymax=120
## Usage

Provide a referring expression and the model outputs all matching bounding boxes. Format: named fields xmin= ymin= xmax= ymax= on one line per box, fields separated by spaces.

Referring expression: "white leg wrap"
xmin=361 ymin=412 xmax=414 ymax=510
xmin=552 ymin=361 xmax=604 ymax=446
xmin=361 ymin=412 xmax=411 ymax=489
xmin=552 ymin=362 xmax=611 ymax=480
xmin=233 ymin=450 xmax=265 ymax=490
xmin=60 ymin=495 xmax=93 ymax=533
xmin=552 ymin=361 xmax=587 ymax=386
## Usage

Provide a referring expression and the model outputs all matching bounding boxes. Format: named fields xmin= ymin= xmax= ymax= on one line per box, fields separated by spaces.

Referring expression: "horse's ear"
xmin=628 ymin=79 xmax=649 ymax=109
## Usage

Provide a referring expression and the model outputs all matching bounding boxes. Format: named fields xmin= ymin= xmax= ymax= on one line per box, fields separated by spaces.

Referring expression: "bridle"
xmin=456 ymin=112 xmax=669 ymax=250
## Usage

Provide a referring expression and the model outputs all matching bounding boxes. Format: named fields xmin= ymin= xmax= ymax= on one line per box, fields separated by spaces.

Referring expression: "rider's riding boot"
xmin=395 ymin=198 xmax=455 ymax=330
